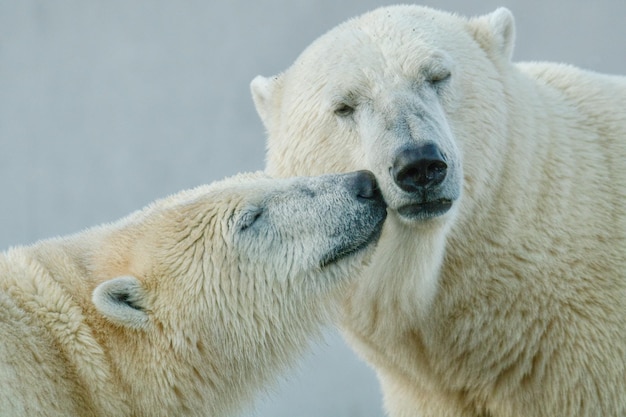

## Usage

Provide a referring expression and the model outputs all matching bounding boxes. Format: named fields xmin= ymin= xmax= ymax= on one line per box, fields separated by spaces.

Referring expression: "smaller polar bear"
xmin=0 ymin=170 xmax=386 ymax=417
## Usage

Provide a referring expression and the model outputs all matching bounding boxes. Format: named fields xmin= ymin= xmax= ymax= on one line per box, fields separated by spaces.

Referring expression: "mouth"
xmin=396 ymin=199 xmax=453 ymax=221
xmin=319 ymin=215 xmax=386 ymax=268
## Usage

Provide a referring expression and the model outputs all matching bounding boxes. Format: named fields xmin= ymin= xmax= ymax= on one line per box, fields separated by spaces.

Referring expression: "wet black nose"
xmin=391 ymin=143 xmax=448 ymax=192
xmin=351 ymin=170 xmax=383 ymax=201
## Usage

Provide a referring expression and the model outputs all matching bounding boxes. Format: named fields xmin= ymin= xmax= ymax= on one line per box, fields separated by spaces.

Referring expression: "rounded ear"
xmin=250 ymin=74 xmax=282 ymax=131
xmin=92 ymin=276 xmax=149 ymax=330
xmin=468 ymin=7 xmax=516 ymax=62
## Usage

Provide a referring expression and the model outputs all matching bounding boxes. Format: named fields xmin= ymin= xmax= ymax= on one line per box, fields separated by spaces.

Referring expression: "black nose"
xmin=391 ymin=143 xmax=447 ymax=192
xmin=351 ymin=170 xmax=383 ymax=201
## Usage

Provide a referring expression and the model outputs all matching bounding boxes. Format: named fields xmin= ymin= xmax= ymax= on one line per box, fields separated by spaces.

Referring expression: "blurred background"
xmin=1 ymin=1 xmax=624 ymax=416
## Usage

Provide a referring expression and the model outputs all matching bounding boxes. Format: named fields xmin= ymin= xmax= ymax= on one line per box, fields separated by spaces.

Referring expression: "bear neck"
xmin=341 ymin=212 xmax=450 ymax=341
xmin=2 ymin=237 xmax=130 ymax=416
xmin=90 ymin=284 xmax=333 ymax=417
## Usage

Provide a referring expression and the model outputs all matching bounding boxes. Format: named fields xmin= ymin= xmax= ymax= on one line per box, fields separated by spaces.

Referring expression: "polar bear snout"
xmin=317 ymin=171 xmax=387 ymax=268
xmin=389 ymin=142 xmax=459 ymax=221
xmin=391 ymin=143 xmax=447 ymax=192
xmin=350 ymin=170 xmax=383 ymax=202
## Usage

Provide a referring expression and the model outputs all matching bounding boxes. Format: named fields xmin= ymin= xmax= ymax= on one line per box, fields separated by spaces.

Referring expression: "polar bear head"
xmin=89 ymin=171 xmax=386 ymax=416
xmin=252 ymin=6 xmax=516 ymax=228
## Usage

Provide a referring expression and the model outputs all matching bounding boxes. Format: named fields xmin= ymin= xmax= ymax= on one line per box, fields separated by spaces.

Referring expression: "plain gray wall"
xmin=1 ymin=1 xmax=624 ymax=416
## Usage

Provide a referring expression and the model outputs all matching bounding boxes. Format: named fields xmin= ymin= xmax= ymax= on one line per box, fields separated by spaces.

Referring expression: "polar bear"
xmin=0 ymin=170 xmax=386 ymax=417
xmin=251 ymin=6 xmax=626 ymax=417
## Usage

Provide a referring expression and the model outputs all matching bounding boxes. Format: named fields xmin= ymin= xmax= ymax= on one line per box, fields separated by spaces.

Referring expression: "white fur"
xmin=252 ymin=6 xmax=626 ymax=417
xmin=0 ymin=171 xmax=385 ymax=417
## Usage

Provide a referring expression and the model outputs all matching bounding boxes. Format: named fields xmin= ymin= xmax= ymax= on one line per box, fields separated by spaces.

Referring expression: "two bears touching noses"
xmin=2 ymin=5 xmax=626 ymax=417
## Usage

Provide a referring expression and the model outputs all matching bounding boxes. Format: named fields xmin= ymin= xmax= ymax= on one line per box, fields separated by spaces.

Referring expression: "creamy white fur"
xmin=252 ymin=6 xmax=626 ymax=417
xmin=0 ymin=171 xmax=385 ymax=417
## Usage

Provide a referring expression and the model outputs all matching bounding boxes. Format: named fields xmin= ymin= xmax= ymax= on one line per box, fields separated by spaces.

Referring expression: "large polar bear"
xmin=0 ymin=171 xmax=386 ymax=417
xmin=251 ymin=5 xmax=626 ymax=417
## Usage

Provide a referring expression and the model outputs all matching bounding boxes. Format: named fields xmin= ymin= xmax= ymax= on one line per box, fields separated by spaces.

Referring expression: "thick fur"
xmin=0 ymin=171 xmax=386 ymax=417
xmin=251 ymin=6 xmax=626 ymax=417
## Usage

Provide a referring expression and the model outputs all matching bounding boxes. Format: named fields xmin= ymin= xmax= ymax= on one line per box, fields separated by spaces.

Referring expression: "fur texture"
xmin=0 ymin=171 xmax=386 ymax=417
xmin=251 ymin=6 xmax=626 ymax=417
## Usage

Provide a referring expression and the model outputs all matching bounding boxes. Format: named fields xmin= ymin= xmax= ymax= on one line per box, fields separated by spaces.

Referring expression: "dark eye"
xmin=237 ymin=207 xmax=264 ymax=231
xmin=428 ymin=70 xmax=451 ymax=86
xmin=334 ymin=103 xmax=355 ymax=117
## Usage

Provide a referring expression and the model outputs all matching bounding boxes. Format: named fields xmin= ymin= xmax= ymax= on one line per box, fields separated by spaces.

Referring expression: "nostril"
xmin=392 ymin=144 xmax=448 ymax=192
xmin=427 ymin=160 xmax=448 ymax=182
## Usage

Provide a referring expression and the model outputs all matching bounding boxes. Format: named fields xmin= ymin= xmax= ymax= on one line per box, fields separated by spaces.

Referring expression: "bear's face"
xmin=252 ymin=6 xmax=515 ymax=227
xmin=227 ymin=172 xmax=386 ymax=279
xmin=92 ymin=170 xmax=385 ymax=354
xmin=88 ymin=171 xmax=385 ymax=414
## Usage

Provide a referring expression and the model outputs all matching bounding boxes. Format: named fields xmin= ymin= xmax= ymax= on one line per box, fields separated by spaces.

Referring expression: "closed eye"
xmin=428 ymin=70 xmax=451 ymax=85
xmin=334 ymin=103 xmax=355 ymax=117
xmin=237 ymin=206 xmax=265 ymax=231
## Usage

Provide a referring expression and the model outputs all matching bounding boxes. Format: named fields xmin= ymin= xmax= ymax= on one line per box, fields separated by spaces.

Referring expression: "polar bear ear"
xmin=250 ymin=74 xmax=282 ymax=130
xmin=468 ymin=7 xmax=516 ymax=62
xmin=92 ymin=275 xmax=150 ymax=330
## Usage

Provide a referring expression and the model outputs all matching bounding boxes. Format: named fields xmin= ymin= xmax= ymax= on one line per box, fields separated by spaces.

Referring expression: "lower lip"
xmin=397 ymin=200 xmax=452 ymax=220
xmin=319 ymin=214 xmax=386 ymax=268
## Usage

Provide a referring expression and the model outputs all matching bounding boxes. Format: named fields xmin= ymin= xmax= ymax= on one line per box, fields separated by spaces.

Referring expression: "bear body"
xmin=0 ymin=171 xmax=386 ymax=417
xmin=251 ymin=6 xmax=626 ymax=417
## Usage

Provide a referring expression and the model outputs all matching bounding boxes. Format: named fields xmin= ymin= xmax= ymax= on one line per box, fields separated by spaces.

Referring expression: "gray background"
xmin=1 ymin=1 xmax=624 ymax=416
